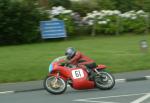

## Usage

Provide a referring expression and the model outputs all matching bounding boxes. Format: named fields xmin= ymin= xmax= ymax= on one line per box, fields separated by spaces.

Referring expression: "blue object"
xmin=40 ymin=20 xmax=67 ymax=39
xmin=49 ymin=63 xmax=53 ymax=73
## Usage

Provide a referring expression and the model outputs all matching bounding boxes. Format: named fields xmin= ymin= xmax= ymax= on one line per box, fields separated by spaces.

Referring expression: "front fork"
xmin=94 ymin=69 xmax=100 ymax=75
xmin=50 ymin=72 xmax=61 ymax=88
xmin=94 ymin=69 xmax=108 ymax=82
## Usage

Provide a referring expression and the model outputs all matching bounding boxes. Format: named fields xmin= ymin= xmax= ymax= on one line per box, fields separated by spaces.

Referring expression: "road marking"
xmin=0 ymin=91 xmax=14 ymax=94
xmin=74 ymin=93 xmax=148 ymax=101
xmin=75 ymin=99 xmax=117 ymax=103
xmin=73 ymin=92 xmax=150 ymax=103
xmin=131 ymin=93 xmax=150 ymax=103
xmin=115 ymin=79 xmax=126 ymax=83
xmin=145 ymin=76 xmax=150 ymax=79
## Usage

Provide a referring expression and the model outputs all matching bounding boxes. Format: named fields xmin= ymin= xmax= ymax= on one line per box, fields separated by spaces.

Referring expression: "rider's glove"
xmin=59 ymin=62 xmax=65 ymax=66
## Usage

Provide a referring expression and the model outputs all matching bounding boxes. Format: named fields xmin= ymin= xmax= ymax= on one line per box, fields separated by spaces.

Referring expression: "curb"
xmin=0 ymin=76 xmax=150 ymax=95
xmin=115 ymin=76 xmax=150 ymax=83
xmin=0 ymin=88 xmax=44 ymax=95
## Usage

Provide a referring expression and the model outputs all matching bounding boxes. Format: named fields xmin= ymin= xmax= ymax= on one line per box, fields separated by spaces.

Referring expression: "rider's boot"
xmin=89 ymin=71 xmax=96 ymax=80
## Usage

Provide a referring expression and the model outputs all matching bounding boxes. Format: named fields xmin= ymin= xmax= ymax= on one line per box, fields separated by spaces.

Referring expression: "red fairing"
xmin=50 ymin=64 xmax=95 ymax=89
xmin=97 ymin=64 xmax=106 ymax=69
xmin=49 ymin=61 xmax=96 ymax=90
xmin=50 ymin=63 xmax=71 ymax=78
xmin=69 ymin=68 xmax=95 ymax=90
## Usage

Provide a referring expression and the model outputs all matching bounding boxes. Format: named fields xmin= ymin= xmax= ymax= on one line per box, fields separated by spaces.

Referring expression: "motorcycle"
xmin=43 ymin=56 xmax=115 ymax=94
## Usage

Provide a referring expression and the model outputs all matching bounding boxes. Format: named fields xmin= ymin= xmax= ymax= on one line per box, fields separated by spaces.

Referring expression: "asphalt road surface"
xmin=0 ymin=80 xmax=150 ymax=103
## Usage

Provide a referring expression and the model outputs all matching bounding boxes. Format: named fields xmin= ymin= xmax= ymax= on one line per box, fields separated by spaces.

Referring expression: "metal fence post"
xmin=91 ymin=19 xmax=97 ymax=36
xmin=116 ymin=15 xmax=121 ymax=36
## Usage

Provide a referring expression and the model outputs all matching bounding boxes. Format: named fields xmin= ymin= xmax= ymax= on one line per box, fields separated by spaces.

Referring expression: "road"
xmin=0 ymin=80 xmax=150 ymax=103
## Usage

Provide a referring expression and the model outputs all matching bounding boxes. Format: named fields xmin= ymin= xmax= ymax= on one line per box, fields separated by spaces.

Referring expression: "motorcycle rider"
xmin=65 ymin=47 xmax=97 ymax=79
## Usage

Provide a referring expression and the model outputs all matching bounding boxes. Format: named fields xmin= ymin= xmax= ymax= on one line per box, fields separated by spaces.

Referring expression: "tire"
xmin=43 ymin=76 xmax=67 ymax=94
xmin=94 ymin=71 xmax=115 ymax=90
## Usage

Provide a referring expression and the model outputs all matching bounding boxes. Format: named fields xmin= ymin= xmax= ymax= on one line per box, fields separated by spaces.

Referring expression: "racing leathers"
xmin=68 ymin=51 xmax=97 ymax=74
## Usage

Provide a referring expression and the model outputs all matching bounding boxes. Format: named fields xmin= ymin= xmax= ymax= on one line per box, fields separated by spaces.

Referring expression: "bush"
xmin=48 ymin=0 xmax=71 ymax=8
xmin=48 ymin=6 xmax=76 ymax=36
xmin=71 ymin=0 xmax=99 ymax=16
xmin=0 ymin=0 xmax=49 ymax=45
xmin=71 ymin=0 xmax=116 ymax=16
xmin=82 ymin=10 xmax=149 ymax=35
xmin=48 ymin=6 xmax=149 ymax=37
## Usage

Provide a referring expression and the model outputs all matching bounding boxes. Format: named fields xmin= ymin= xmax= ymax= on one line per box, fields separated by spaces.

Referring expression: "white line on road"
xmin=73 ymin=92 xmax=150 ymax=102
xmin=131 ymin=93 xmax=150 ymax=103
xmin=115 ymin=79 xmax=126 ymax=83
xmin=0 ymin=91 xmax=14 ymax=94
xmin=145 ymin=76 xmax=150 ymax=79
xmin=75 ymin=93 xmax=147 ymax=100
xmin=75 ymin=99 xmax=118 ymax=103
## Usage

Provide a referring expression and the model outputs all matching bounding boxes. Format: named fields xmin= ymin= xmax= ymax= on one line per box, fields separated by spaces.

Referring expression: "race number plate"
xmin=72 ymin=69 xmax=84 ymax=79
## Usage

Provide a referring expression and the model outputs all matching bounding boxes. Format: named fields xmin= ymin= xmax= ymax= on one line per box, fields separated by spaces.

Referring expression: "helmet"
xmin=65 ymin=47 xmax=76 ymax=59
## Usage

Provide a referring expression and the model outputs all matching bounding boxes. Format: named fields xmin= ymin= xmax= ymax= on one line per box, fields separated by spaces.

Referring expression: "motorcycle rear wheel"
xmin=94 ymin=71 xmax=115 ymax=90
xmin=43 ymin=76 xmax=67 ymax=94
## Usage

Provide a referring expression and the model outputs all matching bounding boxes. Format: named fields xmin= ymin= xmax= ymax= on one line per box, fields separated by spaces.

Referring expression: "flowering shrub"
xmin=83 ymin=10 xmax=148 ymax=35
xmin=48 ymin=6 xmax=76 ymax=35
xmin=48 ymin=6 xmax=149 ymax=36
xmin=119 ymin=10 xmax=148 ymax=33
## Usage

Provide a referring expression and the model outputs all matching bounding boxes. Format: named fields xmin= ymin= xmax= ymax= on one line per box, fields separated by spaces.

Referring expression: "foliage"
xmin=82 ymin=10 xmax=149 ymax=35
xmin=48 ymin=6 xmax=149 ymax=36
xmin=70 ymin=0 xmax=99 ymax=16
xmin=48 ymin=0 xmax=71 ymax=8
xmin=1 ymin=0 xmax=150 ymax=45
xmin=48 ymin=6 xmax=76 ymax=36
xmin=134 ymin=0 xmax=150 ymax=12
xmin=0 ymin=0 xmax=49 ymax=45
xmin=94 ymin=0 xmax=116 ymax=10
xmin=114 ymin=0 xmax=137 ymax=12
xmin=114 ymin=0 xmax=150 ymax=12
xmin=70 ymin=0 xmax=115 ymax=16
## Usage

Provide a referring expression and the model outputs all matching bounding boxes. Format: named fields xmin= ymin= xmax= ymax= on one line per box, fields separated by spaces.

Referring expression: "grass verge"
xmin=0 ymin=34 xmax=150 ymax=83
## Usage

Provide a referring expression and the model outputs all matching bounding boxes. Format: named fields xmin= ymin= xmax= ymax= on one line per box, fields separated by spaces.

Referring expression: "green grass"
xmin=0 ymin=35 xmax=150 ymax=83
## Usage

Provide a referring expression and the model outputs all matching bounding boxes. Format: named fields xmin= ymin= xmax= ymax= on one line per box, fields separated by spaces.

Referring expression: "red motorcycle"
xmin=43 ymin=56 xmax=115 ymax=94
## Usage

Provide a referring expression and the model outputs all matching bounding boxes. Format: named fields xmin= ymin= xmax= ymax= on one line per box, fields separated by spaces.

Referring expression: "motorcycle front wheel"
xmin=43 ymin=76 xmax=67 ymax=94
xmin=94 ymin=71 xmax=115 ymax=90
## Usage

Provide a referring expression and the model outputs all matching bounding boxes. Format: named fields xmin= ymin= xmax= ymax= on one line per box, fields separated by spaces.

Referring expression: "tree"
xmin=71 ymin=0 xmax=99 ymax=16
xmin=48 ymin=0 xmax=71 ymax=8
xmin=95 ymin=0 xmax=116 ymax=10
xmin=38 ymin=0 xmax=49 ymax=8
xmin=71 ymin=0 xmax=116 ymax=16
xmin=114 ymin=0 xmax=137 ymax=12
xmin=0 ymin=0 xmax=48 ymax=45
xmin=134 ymin=0 xmax=150 ymax=12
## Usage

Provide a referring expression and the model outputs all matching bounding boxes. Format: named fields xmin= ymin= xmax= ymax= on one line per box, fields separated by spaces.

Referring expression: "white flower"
xmin=136 ymin=10 xmax=148 ymax=18
xmin=52 ymin=6 xmax=65 ymax=11
xmin=101 ymin=10 xmax=120 ymax=16
xmin=62 ymin=10 xmax=72 ymax=14
xmin=88 ymin=20 xmax=94 ymax=25
xmin=83 ymin=9 xmax=148 ymax=26
xmin=93 ymin=10 xmax=99 ymax=14
xmin=136 ymin=10 xmax=145 ymax=14
xmin=98 ymin=21 xmax=107 ymax=24
xmin=119 ymin=11 xmax=138 ymax=19
xmin=113 ymin=10 xmax=121 ymax=15
xmin=131 ymin=16 xmax=137 ymax=20
xmin=140 ymin=14 xmax=148 ymax=18
xmin=49 ymin=6 xmax=72 ymax=17
xmin=128 ymin=10 xmax=136 ymax=14
xmin=86 ymin=14 xmax=96 ymax=19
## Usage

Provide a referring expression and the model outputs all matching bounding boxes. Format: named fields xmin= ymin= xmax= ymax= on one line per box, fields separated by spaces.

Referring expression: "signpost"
xmin=40 ymin=20 xmax=67 ymax=39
